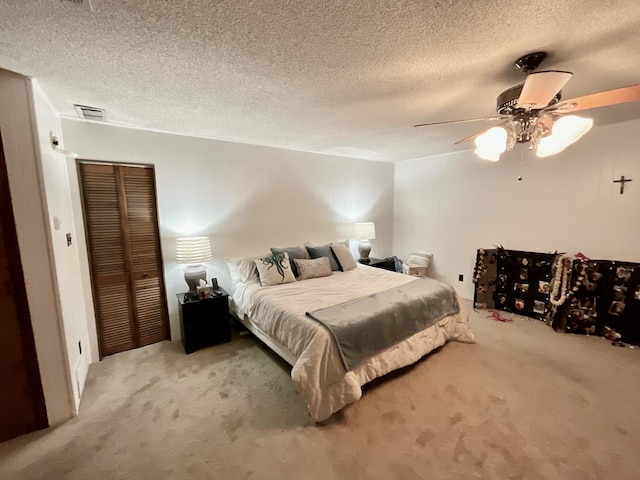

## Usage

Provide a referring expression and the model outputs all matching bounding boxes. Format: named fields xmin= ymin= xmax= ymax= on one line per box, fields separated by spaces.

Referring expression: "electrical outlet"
xmin=458 ymin=274 xmax=464 ymax=282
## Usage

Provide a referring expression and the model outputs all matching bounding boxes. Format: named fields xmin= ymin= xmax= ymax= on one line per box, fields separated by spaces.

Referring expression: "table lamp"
xmin=175 ymin=236 xmax=212 ymax=294
xmin=354 ymin=222 xmax=376 ymax=264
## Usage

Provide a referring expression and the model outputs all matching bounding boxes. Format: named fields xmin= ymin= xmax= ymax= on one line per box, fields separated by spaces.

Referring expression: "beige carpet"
xmin=1 ymin=305 xmax=639 ymax=480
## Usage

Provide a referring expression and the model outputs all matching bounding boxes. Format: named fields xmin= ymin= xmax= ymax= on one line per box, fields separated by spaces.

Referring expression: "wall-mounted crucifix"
xmin=613 ymin=175 xmax=632 ymax=194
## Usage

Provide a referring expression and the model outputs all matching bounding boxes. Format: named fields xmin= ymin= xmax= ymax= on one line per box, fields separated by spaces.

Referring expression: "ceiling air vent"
xmin=74 ymin=104 xmax=106 ymax=122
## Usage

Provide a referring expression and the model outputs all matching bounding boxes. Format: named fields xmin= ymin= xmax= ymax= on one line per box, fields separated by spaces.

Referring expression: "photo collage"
xmin=564 ymin=260 xmax=640 ymax=344
xmin=473 ymin=247 xmax=640 ymax=345
xmin=493 ymin=249 xmax=556 ymax=321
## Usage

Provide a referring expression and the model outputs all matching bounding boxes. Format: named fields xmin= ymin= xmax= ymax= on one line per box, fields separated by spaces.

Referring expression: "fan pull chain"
xmin=517 ymin=145 xmax=525 ymax=181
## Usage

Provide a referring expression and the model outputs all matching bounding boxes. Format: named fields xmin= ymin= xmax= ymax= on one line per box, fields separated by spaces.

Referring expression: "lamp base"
xmin=358 ymin=240 xmax=372 ymax=264
xmin=184 ymin=264 xmax=207 ymax=293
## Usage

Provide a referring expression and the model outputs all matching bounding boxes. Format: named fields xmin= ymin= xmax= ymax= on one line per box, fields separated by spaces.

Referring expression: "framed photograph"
xmin=211 ymin=277 xmax=219 ymax=290
xmin=613 ymin=285 xmax=627 ymax=301
xmin=538 ymin=281 xmax=550 ymax=294
xmin=519 ymin=268 xmax=528 ymax=281
xmin=616 ymin=266 xmax=632 ymax=283
xmin=533 ymin=300 xmax=546 ymax=314
xmin=608 ymin=301 xmax=626 ymax=316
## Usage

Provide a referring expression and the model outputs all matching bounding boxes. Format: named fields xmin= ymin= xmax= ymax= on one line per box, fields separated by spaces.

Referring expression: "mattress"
xmin=231 ymin=264 xmax=474 ymax=421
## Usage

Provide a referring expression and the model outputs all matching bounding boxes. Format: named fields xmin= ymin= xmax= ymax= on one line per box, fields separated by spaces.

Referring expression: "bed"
xmin=229 ymin=264 xmax=474 ymax=422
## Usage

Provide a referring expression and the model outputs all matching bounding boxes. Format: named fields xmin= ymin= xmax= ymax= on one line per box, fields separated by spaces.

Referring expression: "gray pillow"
xmin=294 ymin=257 xmax=333 ymax=280
xmin=306 ymin=244 xmax=340 ymax=271
xmin=270 ymin=246 xmax=308 ymax=278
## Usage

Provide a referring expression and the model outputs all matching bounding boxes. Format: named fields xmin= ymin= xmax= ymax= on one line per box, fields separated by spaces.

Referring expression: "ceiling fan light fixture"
xmin=474 ymin=126 xmax=508 ymax=161
xmin=536 ymin=115 xmax=593 ymax=158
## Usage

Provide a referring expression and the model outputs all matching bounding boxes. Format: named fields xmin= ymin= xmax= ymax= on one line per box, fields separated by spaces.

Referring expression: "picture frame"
xmin=211 ymin=277 xmax=219 ymax=290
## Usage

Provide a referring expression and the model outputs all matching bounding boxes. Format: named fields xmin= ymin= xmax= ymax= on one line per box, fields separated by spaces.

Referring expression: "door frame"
xmin=76 ymin=160 xmax=170 ymax=359
xmin=0 ymin=128 xmax=48 ymax=436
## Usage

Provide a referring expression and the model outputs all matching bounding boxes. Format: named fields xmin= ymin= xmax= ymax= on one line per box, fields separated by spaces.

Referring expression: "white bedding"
xmin=231 ymin=265 xmax=474 ymax=421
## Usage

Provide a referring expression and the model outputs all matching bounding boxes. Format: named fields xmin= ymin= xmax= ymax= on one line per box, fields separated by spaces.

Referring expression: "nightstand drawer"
xmin=182 ymin=317 xmax=231 ymax=353
xmin=177 ymin=289 xmax=231 ymax=354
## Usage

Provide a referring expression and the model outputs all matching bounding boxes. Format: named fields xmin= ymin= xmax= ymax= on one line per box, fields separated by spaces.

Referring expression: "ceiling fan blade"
xmin=454 ymin=128 xmax=491 ymax=145
xmin=516 ymin=70 xmax=573 ymax=110
xmin=414 ymin=116 xmax=507 ymax=128
xmin=454 ymin=121 xmax=510 ymax=145
xmin=550 ymin=84 xmax=640 ymax=113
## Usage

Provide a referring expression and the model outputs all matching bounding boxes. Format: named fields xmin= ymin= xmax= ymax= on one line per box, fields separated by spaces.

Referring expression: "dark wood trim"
xmin=0 ymin=128 xmax=48 ymax=431
xmin=148 ymin=166 xmax=171 ymax=341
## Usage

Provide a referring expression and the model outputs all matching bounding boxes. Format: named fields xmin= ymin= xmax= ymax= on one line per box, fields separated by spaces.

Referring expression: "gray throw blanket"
xmin=306 ymin=278 xmax=460 ymax=371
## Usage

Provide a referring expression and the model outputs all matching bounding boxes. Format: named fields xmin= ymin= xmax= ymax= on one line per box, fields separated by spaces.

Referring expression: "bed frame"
xmin=230 ymin=309 xmax=297 ymax=366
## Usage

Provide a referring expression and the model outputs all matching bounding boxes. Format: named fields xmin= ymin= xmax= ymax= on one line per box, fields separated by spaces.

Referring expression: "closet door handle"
xmin=143 ymin=272 xmax=149 ymax=277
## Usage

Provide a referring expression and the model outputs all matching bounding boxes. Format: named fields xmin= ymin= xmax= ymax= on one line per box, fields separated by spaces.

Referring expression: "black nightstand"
xmin=177 ymin=288 xmax=231 ymax=354
xmin=360 ymin=257 xmax=396 ymax=271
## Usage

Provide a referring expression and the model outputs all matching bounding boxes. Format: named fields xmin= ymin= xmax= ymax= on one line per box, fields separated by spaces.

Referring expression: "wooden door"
xmin=0 ymin=130 xmax=48 ymax=442
xmin=79 ymin=163 xmax=169 ymax=357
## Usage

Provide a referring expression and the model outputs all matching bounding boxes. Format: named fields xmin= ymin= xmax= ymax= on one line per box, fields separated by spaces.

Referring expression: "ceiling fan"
xmin=414 ymin=52 xmax=640 ymax=161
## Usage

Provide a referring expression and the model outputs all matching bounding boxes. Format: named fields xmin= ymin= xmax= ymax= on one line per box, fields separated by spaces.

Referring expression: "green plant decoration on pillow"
xmin=261 ymin=252 xmax=289 ymax=280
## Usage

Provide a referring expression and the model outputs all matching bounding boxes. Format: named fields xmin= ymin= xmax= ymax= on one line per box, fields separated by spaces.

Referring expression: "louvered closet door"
xmin=81 ymin=164 xmax=135 ymax=356
xmin=80 ymin=163 xmax=168 ymax=358
xmin=120 ymin=167 xmax=168 ymax=347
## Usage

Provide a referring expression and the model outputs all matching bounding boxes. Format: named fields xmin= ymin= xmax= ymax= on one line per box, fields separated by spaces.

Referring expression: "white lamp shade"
xmin=354 ymin=222 xmax=376 ymax=240
xmin=536 ymin=115 xmax=593 ymax=158
xmin=474 ymin=126 xmax=507 ymax=162
xmin=175 ymin=236 xmax=212 ymax=264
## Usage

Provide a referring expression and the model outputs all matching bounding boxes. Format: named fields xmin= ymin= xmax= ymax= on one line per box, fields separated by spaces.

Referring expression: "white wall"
xmin=393 ymin=119 xmax=640 ymax=299
xmin=30 ymin=81 xmax=92 ymax=409
xmin=61 ymin=119 xmax=395 ymax=343
xmin=0 ymin=69 xmax=74 ymax=425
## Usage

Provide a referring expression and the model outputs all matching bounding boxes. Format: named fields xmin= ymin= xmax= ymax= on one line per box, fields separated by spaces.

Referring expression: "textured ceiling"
xmin=1 ymin=0 xmax=639 ymax=161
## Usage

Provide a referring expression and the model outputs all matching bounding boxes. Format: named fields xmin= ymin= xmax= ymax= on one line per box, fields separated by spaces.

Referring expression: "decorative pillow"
xmin=294 ymin=257 xmax=333 ymax=280
xmin=306 ymin=244 xmax=340 ymax=271
xmin=227 ymin=260 xmax=243 ymax=284
xmin=254 ymin=252 xmax=296 ymax=286
xmin=407 ymin=251 xmax=433 ymax=268
xmin=226 ymin=255 xmax=265 ymax=284
xmin=331 ymin=243 xmax=357 ymax=271
xmin=270 ymin=246 xmax=309 ymax=278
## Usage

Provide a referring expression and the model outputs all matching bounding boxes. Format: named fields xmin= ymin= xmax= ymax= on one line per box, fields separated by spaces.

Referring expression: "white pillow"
xmin=407 ymin=251 xmax=433 ymax=268
xmin=331 ymin=243 xmax=357 ymax=271
xmin=225 ymin=255 xmax=266 ymax=284
xmin=226 ymin=260 xmax=243 ymax=284
xmin=294 ymin=257 xmax=333 ymax=280
xmin=254 ymin=252 xmax=296 ymax=286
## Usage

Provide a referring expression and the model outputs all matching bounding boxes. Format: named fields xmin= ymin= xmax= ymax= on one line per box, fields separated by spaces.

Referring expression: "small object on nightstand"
xmin=177 ymin=287 xmax=231 ymax=354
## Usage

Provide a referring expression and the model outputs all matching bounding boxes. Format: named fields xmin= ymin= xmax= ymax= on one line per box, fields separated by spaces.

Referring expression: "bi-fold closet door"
xmin=79 ymin=162 xmax=169 ymax=357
